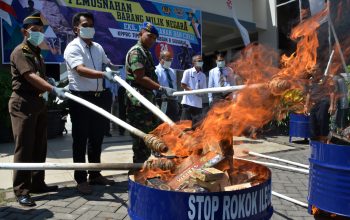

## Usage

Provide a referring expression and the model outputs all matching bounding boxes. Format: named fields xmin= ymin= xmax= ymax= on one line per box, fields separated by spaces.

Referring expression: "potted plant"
xmin=0 ymin=69 xmax=13 ymax=142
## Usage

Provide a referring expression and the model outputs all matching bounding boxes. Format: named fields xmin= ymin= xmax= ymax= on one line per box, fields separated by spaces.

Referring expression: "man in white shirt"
xmin=64 ymin=12 xmax=116 ymax=194
xmin=208 ymin=54 xmax=234 ymax=105
xmin=155 ymin=50 xmax=179 ymax=121
xmin=180 ymin=55 xmax=207 ymax=128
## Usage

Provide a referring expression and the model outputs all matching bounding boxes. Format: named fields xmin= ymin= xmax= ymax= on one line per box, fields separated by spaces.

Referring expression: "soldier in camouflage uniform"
xmin=125 ymin=22 xmax=176 ymax=163
xmin=9 ymin=12 xmax=67 ymax=206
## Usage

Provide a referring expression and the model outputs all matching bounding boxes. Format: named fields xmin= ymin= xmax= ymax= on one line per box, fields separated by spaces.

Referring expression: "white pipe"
xmin=172 ymin=83 xmax=264 ymax=96
xmin=108 ymin=68 xmax=175 ymax=126
xmin=0 ymin=163 xmax=142 ymax=170
xmin=272 ymin=191 xmax=308 ymax=208
xmin=247 ymin=151 xmax=309 ymax=169
xmin=324 ymin=50 xmax=335 ymax=76
xmin=65 ymin=93 xmax=146 ymax=138
xmin=276 ymin=0 xmax=297 ymax=8
xmin=235 ymin=157 xmax=309 ymax=174
xmin=173 ymin=85 xmax=246 ymax=96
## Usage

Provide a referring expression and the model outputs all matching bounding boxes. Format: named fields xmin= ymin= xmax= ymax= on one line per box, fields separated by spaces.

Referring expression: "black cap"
xmin=23 ymin=11 xmax=43 ymax=27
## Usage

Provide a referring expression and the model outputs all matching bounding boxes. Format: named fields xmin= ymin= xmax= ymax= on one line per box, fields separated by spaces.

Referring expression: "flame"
xmin=142 ymin=3 xmax=350 ymax=182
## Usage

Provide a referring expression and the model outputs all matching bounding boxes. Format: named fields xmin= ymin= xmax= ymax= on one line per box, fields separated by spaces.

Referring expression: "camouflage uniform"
xmin=125 ymin=40 xmax=159 ymax=163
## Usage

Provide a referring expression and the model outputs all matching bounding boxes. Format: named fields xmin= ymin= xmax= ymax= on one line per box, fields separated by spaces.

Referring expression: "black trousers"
xmin=118 ymin=87 xmax=126 ymax=134
xmin=9 ymin=92 xmax=47 ymax=196
xmin=104 ymin=89 xmax=113 ymax=134
xmin=310 ymin=99 xmax=330 ymax=139
xmin=181 ymin=104 xmax=203 ymax=128
xmin=69 ymin=90 xmax=109 ymax=184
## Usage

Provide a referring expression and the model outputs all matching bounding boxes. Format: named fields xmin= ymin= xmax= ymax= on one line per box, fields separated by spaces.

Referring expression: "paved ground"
xmin=0 ymin=134 xmax=334 ymax=219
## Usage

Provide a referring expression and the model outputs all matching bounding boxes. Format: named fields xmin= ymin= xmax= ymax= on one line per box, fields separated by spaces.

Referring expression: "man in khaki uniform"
xmin=9 ymin=12 xmax=67 ymax=207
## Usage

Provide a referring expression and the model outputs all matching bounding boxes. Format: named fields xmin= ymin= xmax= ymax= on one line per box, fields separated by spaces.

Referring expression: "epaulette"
xmin=21 ymin=44 xmax=34 ymax=58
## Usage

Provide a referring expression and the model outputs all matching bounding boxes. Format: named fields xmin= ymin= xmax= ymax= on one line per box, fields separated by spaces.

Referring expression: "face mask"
xmin=195 ymin=61 xmax=203 ymax=68
xmin=163 ymin=60 xmax=172 ymax=69
xmin=216 ymin=61 xmax=225 ymax=68
xmin=79 ymin=27 xmax=95 ymax=39
xmin=27 ymin=30 xmax=45 ymax=46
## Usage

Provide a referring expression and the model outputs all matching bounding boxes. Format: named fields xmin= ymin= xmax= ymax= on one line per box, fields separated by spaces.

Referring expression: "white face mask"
xmin=216 ymin=61 xmax=225 ymax=68
xmin=27 ymin=30 xmax=45 ymax=46
xmin=79 ymin=27 xmax=95 ymax=39
xmin=162 ymin=60 xmax=172 ymax=69
xmin=195 ymin=61 xmax=203 ymax=68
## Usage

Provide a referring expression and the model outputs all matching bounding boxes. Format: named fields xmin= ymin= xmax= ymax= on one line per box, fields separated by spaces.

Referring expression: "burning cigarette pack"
xmin=190 ymin=178 xmax=221 ymax=192
xmin=167 ymin=152 xmax=224 ymax=190
xmin=224 ymin=182 xmax=252 ymax=191
xmin=188 ymin=171 xmax=231 ymax=192
xmin=146 ymin=177 xmax=173 ymax=191
xmin=192 ymin=168 xmax=225 ymax=182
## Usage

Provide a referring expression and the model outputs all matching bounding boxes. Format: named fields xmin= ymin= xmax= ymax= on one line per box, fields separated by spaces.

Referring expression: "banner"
xmin=1 ymin=0 xmax=202 ymax=70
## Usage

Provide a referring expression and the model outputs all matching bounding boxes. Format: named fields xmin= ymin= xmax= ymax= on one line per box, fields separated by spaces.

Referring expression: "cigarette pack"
xmin=146 ymin=177 xmax=173 ymax=191
xmin=167 ymin=152 xmax=224 ymax=190
xmin=190 ymin=178 xmax=221 ymax=192
xmin=192 ymin=168 xmax=225 ymax=182
xmin=224 ymin=182 xmax=252 ymax=191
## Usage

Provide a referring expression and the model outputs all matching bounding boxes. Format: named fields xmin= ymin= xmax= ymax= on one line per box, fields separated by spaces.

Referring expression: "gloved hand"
xmin=47 ymin=77 xmax=56 ymax=86
xmin=51 ymin=87 xmax=69 ymax=100
xmin=159 ymin=86 xmax=176 ymax=97
xmin=102 ymin=70 xmax=119 ymax=82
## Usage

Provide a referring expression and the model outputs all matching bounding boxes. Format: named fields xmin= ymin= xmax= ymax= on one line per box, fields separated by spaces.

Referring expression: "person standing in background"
xmin=180 ymin=55 xmax=207 ymax=128
xmin=155 ymin=50 xmax=179 ymax=121
xmin=208 ymin=53 xmax=234 ymax=105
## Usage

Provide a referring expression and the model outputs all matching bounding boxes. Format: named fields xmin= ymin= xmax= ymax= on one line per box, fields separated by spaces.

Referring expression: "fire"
xmin=140 ymin=3 xmax=350 ymax=182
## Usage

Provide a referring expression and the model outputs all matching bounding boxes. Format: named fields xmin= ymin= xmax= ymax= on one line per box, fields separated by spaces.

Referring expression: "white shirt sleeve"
xmin=181 ymin=69 xmax=189 ymax=86
xmin=64 ymin=44 xmax=84 ymax=69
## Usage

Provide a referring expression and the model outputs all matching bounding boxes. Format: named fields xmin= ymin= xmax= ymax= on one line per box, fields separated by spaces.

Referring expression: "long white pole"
xmin=247 ymin=151 xmax=309 ymax=169
xmin=0 ymin=163 xmax=142 ymax=170
xmin=272 ymin=191 xmax=308 ymax=208
xmin=324 ymin=50 xmax=335 ymax=76
xmin=235 ymin=157 xmax=309 ymax=174
xmin=65 ymin=93 xmax=146 ymax=138
xmin=276 ymin=0 xmax=297 ymax=8
xmin=173 ymin=85 xmax=246 ymax=96
xmin=108 ymin=68 xmax=175 ymax=126
xmin=172 ymin=83 xmax=263 ymax=96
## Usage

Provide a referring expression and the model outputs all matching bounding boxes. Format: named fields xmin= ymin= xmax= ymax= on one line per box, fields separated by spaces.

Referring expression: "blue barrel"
xmin=128 ymin=160 xmax=273 ymax=220
xmin=308 ymin=141 xmax=350 ymax=217
xmin=289 ymin=113 xmax=310 ymax=142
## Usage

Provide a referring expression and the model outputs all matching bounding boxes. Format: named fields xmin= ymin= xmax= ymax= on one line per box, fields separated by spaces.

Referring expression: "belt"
xmin=70 ymin=89 xmax=107 ymax=97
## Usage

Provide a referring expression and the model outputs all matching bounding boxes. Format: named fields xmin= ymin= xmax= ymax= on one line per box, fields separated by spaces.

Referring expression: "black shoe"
xmin=17 ymin=195 xmax=36 ymax=207
xmin=31 ymin=185 xmax=58 ymax=193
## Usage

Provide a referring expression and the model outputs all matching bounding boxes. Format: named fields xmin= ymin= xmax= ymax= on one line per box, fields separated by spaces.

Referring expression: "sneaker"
xmin=89 ymin=176 xmax=115 ymax=186
xmin=77 ymin=182 xmax=92 ymax=195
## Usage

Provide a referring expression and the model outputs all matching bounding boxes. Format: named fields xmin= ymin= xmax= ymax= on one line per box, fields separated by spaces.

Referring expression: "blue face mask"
xmin=27 ymin=30 xmax=45 ymax=46
xmin=79 ymin=27 xmax=95 ymax=39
